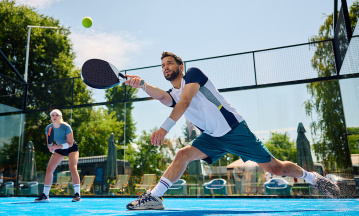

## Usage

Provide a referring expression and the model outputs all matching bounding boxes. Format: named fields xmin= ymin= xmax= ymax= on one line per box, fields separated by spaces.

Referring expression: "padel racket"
xmin=81 ymin=59 xmax=144 ymax=89
xmin=47 ymin=127 xmax=55 ymax=153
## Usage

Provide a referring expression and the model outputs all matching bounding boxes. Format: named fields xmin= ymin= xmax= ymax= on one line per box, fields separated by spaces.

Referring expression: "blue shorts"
xmin=191 ymin=121 xmax=274 ymax=164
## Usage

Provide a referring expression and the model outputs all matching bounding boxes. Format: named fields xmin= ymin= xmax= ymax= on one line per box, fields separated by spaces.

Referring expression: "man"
xmin=125 ymin=52 xmax=340 ymax=210
xmin=0 ymin=166 xmax=4 ymax=184
xmin=265 ymin=171 xmax=272 ymax=182
xmin=0 ymin=166 xmax=7 ymax=192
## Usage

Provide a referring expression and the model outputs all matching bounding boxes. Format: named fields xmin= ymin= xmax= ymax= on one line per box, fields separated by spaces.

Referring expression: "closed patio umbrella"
xmin=296 ymin=122 xmax=314 ymax=171
xmin=106 ymin=133 xmax=118 ymax=180
xmin=22 ymin=141 xmax=37 ymax=181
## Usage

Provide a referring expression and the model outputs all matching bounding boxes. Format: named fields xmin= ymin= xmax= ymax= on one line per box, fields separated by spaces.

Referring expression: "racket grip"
xmin=124 ymin=77 xmax=145 ymax=87
xmin=49 ymin=143 xmax=54 ymax=153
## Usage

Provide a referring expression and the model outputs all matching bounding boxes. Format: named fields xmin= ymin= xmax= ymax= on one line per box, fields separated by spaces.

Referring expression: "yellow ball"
xmin=82 ymin=17 xmax=93 ymax=28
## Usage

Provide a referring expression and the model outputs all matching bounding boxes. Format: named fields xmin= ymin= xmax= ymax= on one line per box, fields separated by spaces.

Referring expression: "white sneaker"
xmin=126 ymin=190 xmax=165 ymax=210
xmin=313 ymin=172 xmax=340 ymax=198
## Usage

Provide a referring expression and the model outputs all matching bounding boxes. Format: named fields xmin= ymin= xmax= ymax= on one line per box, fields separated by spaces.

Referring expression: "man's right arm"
xmin=125 ymin=75 xmax=173 ymax=107
xmin=142 ymin=83 xmax=173 ymax=106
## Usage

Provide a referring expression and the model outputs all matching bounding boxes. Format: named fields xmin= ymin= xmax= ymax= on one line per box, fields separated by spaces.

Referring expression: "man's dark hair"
xmin=161 ymin=52 xmax=183 ymax=65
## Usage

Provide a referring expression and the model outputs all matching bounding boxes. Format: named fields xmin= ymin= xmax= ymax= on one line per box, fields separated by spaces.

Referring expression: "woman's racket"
xmin=47 ymin=127 xmax=55 ymax=153
xmin=81 ymin=59 xmax=143 ymax=89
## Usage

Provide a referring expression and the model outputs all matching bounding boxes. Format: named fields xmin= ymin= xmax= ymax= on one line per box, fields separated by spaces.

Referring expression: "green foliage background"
xmin=264 ymin=132 xmax=297 ymax=163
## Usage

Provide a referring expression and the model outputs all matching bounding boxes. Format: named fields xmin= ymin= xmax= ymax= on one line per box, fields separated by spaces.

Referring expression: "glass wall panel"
xmin=340 ymin=22 xmax=359 ymax=75
xmin=0 ymin=76 xmax=24 ymax=113
xmin=0 ymin=113 xmax=22 ymax=195
xmin=340 ymin=78 xmax=359 ymax=178
xmin=339 ymin=17 xmax=359 ymax=181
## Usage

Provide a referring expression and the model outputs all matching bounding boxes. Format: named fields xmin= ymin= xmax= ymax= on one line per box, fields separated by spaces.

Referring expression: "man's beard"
xmin=164 ymin=67 xmax=180 ymax=81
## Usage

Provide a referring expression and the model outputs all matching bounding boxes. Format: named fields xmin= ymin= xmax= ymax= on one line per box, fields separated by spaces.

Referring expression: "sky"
xmin=11 ymin=0 xmax=359 ymax=147
xmin=15 ymin=0 xmax=355 ymax=69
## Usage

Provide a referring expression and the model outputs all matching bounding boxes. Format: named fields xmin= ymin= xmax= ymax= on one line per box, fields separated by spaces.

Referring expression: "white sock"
xmin=299 ymin=168 xmax=316 ymax=185
xmin=151 ymin=177 xmax=173 ymax=197
xmin=73 ymin=184 xmax=80 ymax=195
xmin=43 ymin=185 xmax=51 ymax=196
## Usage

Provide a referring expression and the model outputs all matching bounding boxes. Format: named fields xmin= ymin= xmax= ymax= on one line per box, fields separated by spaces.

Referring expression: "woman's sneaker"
xmin=72 ymin=193 xmax=81 ymax=202
xmin=126 ymin=190 xmax=164 ymax=210
xmin=313 ymin=172 xmax=340 ymax=198
xmin=34 ymin=193 xmax=50 ymax=202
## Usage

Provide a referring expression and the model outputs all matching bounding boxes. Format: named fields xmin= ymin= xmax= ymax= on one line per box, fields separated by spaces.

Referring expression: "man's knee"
xmin=174 ymin=146 xmax=203 ymax=163
xmin=174 ymin=147 xmax=191 ymax=163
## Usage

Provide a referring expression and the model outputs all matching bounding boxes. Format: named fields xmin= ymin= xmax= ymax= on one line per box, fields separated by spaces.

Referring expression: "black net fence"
xmin=1 ymin=37 xmax=359 ymax=114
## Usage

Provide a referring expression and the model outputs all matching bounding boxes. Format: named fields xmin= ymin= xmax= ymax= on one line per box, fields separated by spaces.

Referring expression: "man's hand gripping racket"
xmin=81 ymin=59 xmax=144 ymax=89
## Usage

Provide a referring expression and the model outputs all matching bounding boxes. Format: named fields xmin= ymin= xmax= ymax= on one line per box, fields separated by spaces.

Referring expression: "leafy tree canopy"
xmin=264 ymin=132 xmax=297 ymax=163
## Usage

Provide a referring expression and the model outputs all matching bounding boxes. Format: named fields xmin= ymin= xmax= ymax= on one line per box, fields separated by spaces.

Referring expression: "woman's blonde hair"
xmin=50 ymin=109 xmax=64 ymax=123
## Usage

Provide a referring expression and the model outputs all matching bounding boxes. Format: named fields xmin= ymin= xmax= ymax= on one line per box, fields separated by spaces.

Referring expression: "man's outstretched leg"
xmin=126 ymin=146 xmax=208 ymax=210
xmin=258 ymin=158 xmax=340 ymax=198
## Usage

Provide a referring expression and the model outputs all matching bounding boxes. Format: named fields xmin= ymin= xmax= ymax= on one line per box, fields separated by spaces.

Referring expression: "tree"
xmin=264 ymin=132 xmax=296 ymax=163
xmin=76 ymin=108 xmax=124 ymax=156
xmin=0 ymin=0 xmax=74 ymax=83
xmin=0 ymin=0 xmax=79 ymax=111
xmin=347 ymin=127 xmax=359 ymax=154
xmin=0 ymin=1 xmax=97 ymax=171
xmin=0 ymin=0 xmax=93 ymax=112
xmin=127 ymin=129 xmax=170 ymax=178
xmin=305 ymin=1 xmax=359 ymax=172
xmin=0 ymin=137 xmax=19 ymax=169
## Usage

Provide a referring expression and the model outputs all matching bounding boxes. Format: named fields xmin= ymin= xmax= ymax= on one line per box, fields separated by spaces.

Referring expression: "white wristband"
xmin=160 ymin=117 xmax=176 ymax=132
xmin=61 ymin=143 xmax=69 ymax=149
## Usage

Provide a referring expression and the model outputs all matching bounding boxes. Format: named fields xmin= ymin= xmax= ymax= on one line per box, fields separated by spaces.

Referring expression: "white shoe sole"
xmin=34 ymin=200 xmax=50 ymax=202
xmin=127 ymin=203 xmax=165 ymax=210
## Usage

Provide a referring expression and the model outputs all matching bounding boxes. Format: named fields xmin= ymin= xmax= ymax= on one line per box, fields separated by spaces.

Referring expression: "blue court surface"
xmin=1 ymin=197 xmax=358 ymax=215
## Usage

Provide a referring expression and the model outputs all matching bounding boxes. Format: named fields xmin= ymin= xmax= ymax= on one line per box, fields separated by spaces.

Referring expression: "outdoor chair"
xmin=264 ymin=178 xmax=291 ymax=196
xmin=50 ymin=176 xmax=71 ymax=195
xmin=21 ymin=181 xmax=39 ymax=195
xmin=80 ymin=175 xmax=96 ymax=195
xmin=165 ymin=179 xmax=187 ymax=195
xmin=109 ymin=174 xmax=130 ymax=195
xmin=203 ymin=178 xmax=228 ymax=195
xmin=1 ymin=181 xmax=15 ymax=195
xmin=135 ymin=174 xmax=157 ymax=194
xmin=291 ymin=182 xmax=312 ymax=196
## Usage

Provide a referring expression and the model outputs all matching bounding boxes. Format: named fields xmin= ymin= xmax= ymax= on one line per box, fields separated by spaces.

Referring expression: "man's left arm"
xmin=151 ymin=83 xmax=200 ymax=146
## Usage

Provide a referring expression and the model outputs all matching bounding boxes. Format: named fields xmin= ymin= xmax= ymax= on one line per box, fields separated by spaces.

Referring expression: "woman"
xmin=35 ymin=109 xmax=81 ymax=202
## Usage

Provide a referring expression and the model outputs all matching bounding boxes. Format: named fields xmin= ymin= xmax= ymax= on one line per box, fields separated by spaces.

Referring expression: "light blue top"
xmin=45 ymin=122 xmax=72 ymax=145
